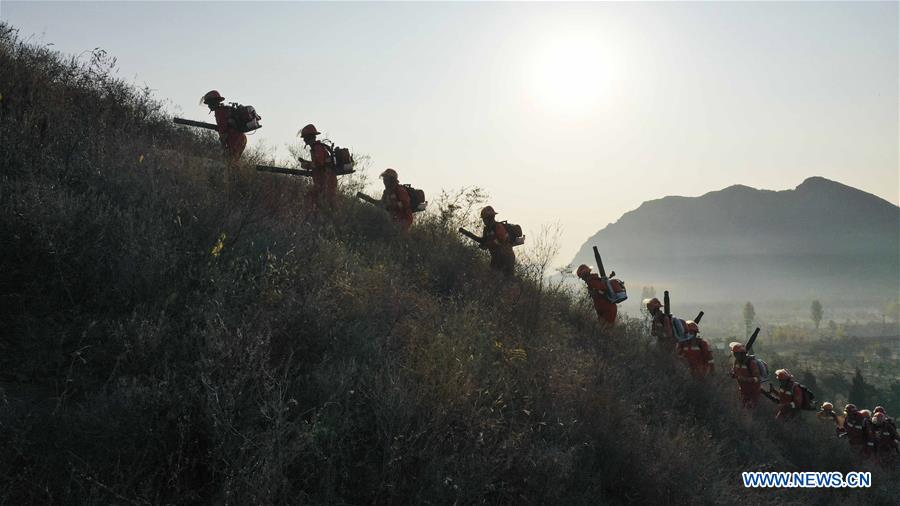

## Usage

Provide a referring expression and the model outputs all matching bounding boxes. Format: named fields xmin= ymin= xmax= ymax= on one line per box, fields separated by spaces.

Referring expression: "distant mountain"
xmin=571 ymin=177 xmax=900 ymax=305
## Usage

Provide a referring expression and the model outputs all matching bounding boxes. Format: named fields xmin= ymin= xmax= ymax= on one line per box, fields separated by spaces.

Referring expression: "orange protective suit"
xmin=213 ymin=106 xmax=247 ymax=163
xmin=774 ymin=381 xmax=804 ymax=420
xmin=650 ymin=312 xmax=674 ymax=348
xmin=676 ymin=338 xmax=714 ymax=378
xmin=844 ymin=412 xmax=872 ymax=454
xmin=481 ymin=222 xmax=515 ymax=275
xmin=731 ymin=358 xmax=761 ymax=407
xmin=381 ymin=185 xmax=413 ymax=229
xmin=817 ymin=409 xmax=846 ymax=437
xmin=584 ymin=274 xmax=617 ymax=325
xmin=307 ymin=142 xmax=337 ymax=209
xmin=871 ymin=421 xmax=898 ymax=465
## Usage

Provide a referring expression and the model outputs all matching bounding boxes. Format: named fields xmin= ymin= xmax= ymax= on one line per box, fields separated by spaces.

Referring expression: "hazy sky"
xmin=3 ymin=1 xmax=898 ymax=265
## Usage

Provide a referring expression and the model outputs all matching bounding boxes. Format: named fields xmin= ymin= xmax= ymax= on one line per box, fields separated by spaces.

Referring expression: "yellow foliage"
xmin=210 ymin=233 xmax=226 ymax=258
xmin=506 ymin=348 xmax=527 ymax=362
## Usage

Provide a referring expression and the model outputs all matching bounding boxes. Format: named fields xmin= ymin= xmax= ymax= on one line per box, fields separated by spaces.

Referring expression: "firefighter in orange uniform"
xmin=728 ymin=342 xmax=761 ymax=408
xmin=873 ymin=406 xmax=895 ymax=429
xmin=859 ymin=409 xmax=875 ymax=456
xmin=299 ymin=123 xmax=337 ymax=209
xmin=379 ymin=169 xmax=413 ymax=229
xmin=645 ymin=297 xmax=673 ymax=348
xmin=816 ymin=402 xmax=846 ymax=437
xmin=202 ymin=90 xmax=247 ymax=164
xmin=675 ymin=321 xmax=714 ymax=377
xmin=842 ymin=404 xmax=871 ymax=455
xmin=479 ymin=206 xmax=516 ymax=276
xmin=772 ymin=369 xmax=804 ymax=421
xmin=870 ymin=412 xmax=899 ymax=466
xmin=577 ymin=265 xmax=618 ymax=325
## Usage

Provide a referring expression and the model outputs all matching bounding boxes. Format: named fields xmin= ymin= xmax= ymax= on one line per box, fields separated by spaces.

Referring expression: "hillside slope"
xmin=1 ymin=24 xmax=896 ymax=504
xmin=572 ymin=178 xmax=900 ymax=305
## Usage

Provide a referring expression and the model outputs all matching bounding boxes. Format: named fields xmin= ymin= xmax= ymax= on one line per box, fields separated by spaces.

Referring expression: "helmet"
xmin=576 ymin=264 xmax=591 ymax=278
xmin=480 ymin=206 xmax=498 ymax=219
xmin=872 ymin=412 xmax=886 ymax=425
xmin=821 ymin=402 xmax=833 ymax=411
xmin=775 ymin=369 xmax=792 ymax=381
xmin=299 ymin=124 xmax=321 ymax=137
xmin=845 ymin=403 xmax=858 ymax=414
xmin=859 ymin=409 xmax=872 ymax=418
xmin=202 ymin=90 xmax=225 ymax=105
xmin=644 ymin=297 xmax=662 ymax=312
xmin=729 ymin=342 xmax=746 ymax=353
xmin=380 ymin=168 xmax=398 ymax=179
xmin=873 ymin=406 xmax=885 ymax=414
xmin=684 ymin=320 xmax=699 ymax=334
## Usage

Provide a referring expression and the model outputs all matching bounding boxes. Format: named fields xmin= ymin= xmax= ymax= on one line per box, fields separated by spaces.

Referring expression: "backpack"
xmin=318 ymin=141 xmax=354 ymax=173
xmin=672 ymin=318 xmax=697 ymax=342
xmin=672 ymin=318 xmax=686 ymax=341
xmin=332 ymin=146 xmax=354 ymax=173
xmin=603 ymin=278 xmax=627 ymax=304
xmin=402 ymin=184 xmax=427 ymax=212
xmin=227 ymin=103 xmax=261 ymax=133
xmin=500 ymin=221 xmax=525 ymax=246
xmin=797 ymin=384 xmax=816 ymax=410
xmin=748 ymin=355 xmax=769 ymax=383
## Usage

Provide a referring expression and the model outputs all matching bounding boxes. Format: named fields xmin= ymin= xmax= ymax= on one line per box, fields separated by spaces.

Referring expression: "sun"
xmin=530 ymin=31 xmax=615 ymax=113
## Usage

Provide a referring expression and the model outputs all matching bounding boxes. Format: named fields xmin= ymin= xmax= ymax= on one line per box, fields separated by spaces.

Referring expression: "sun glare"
xmin=530 ymin=31 xmax=615 ymax=113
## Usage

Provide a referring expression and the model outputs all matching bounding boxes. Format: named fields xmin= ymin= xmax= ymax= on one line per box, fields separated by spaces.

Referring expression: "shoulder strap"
xmin=748 ymin=357 xmax=760 ymax=375
xmin=315 ymin=140 xmax=334 ymax=154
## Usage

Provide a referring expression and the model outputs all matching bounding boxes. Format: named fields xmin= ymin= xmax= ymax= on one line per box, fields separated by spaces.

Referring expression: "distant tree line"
xmin=802 ymin=367 xmax=900 ymax=415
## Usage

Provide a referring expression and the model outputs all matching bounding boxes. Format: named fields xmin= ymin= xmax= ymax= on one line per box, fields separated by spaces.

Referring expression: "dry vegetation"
xmin=0 ymin=23 xmax=897 ymax=504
